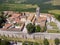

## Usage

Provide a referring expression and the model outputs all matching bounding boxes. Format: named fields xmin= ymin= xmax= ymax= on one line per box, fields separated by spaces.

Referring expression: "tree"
xmin=0 ymin=39 xmax=1 ymax=45
xmin=0 ymin=39 xmax=10 ymax=45
xmin=43 ymin=39 xmax=49 ymax=45
xmin=55 ymin=38 xmax=60 ymax=45
xmin=0 ymin=12 xmax=6 ymax=28
xmin=35 ymin=25 xmax=41 ymax=32
xmin=6 ymin=41 xmax=10 ymax=45
xmin=33 ymin=42 xmax=39 ymax=45
xmin=22 ymin=41 xmax=39 ymax=45
xmin=22 ymin=41 xmax=33 ymax=45
xmin=1 ymin=39 xmax=6 ymax=45
xmin=26 ymin=23 xmax=35 ymax=34
xmin=41 ymin=26 xmax=46 ymax=32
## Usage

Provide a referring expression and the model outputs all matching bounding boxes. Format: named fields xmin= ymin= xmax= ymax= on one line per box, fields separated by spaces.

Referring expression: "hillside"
xmin=0 ymin=0 xmax=60 ymax=5
xmin=0 ymin=0 xmax=60 ymax=12
xmin=0 ymin=0 xmax=60 ymax=21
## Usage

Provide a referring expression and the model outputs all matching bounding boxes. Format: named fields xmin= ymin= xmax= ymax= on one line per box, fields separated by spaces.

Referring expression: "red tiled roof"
xmin=27 ymin=15 xmax=35 ymax=21
xmin=8 ymin=13 xmax=21 ymax=23
xmin=3 ymin=23 xmax=12 ymax=29
xmin=12 ymin=13 xmax=21 ymax=18
xmin=37 ymin=17 xmax=47 ymax=23
xmin=15 ymin=18 xmax=20 ymax=23
xmin=32 ymin=17 xmax=36 ymax=23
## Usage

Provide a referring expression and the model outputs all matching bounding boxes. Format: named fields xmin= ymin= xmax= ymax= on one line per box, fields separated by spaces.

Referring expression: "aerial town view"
xmin=0 ymin=0 xmax=60 ymax=45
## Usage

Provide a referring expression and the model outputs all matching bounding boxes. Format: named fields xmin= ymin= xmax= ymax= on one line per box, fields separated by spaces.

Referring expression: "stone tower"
xmin=36 ymin=7 xmax=40 ymax=17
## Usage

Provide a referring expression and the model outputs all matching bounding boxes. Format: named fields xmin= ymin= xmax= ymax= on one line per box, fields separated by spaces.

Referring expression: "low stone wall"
xmin=0 ymin=30 xmax=60 ymax=40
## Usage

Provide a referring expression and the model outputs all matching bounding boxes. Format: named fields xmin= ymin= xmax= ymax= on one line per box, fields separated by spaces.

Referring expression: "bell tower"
xmin=36 ymin=7 xmax=40 ymax=17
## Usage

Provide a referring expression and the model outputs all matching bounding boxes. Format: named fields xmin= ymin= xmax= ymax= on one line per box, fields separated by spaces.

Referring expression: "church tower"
xmin=36 ymin=7 xmax=40 ymax=17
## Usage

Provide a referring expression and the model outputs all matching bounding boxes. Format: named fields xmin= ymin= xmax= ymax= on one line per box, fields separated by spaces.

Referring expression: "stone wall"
xmin=0 ymin=30 xmax=60 ymax=40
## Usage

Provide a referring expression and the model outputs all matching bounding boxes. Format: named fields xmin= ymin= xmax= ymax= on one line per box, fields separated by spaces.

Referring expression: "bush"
xmin=26 ymin=23 xmax=46 ymax=33
xmin=22 ymin=41 xmax=39 ymax=45
xmin=22 ymin=41 xmax=33 ymax=45
xmin=43 ymin=39 xmax=49 ymax=45
xmin=26 ymin=23 xmax=35 ymax=34
xmin=55 ymin=38 xmax=60 ymax=45
xmin=0 ymin=39 xmax=10 ymax=45
xmin=33 ymin=42 xmax=39 ymax=45
xmin=0 ymin=12 xmax=6 ymax=28
xmin=35 ymin=25 xmax=41 ymax=32
xmin=40 ymin=26 xmax=46 ymax=32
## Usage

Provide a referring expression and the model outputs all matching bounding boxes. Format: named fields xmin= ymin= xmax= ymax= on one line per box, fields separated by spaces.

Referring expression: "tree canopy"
xmin=0 ymin=12 xmax=6 ymax=28
xmin=55 ymin=38 xmax=60 ymax=45
xmin=0 ymin=39 xmax=10 ymax=45
xmin=26 ymin=23 xmax=35 ymax=34
xmin=26 ymin=23 xmax=42 ymax=33
xmin=35 ymin=25 xmax=41 ymax=32
xmin=43 ymin=39 xmax=49 ymax=45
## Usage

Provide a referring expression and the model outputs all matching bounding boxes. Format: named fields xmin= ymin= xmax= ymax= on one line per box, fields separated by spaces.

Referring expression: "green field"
xmin=0 ymin=4 xmax=38 ymax=12
xmin=48 ymin=10 xmax=60 ymax=21
xmin=0 ymin=0 xmax=60 ymax=20
xmin=52 ymin=0 xmax=60 ymax=5
xmin=48 ymin=10 xmax=60 ymax=15
xmin=0 ymin=0 xmax=60 ymax=12
xmin=47 ymin=30 xmax=60 ymax=33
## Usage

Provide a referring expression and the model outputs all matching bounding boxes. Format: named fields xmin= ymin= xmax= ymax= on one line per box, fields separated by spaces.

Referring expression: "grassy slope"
xmin=0 ymin=4 xmax=38 ymax=12
xmin=0 ymin=0 xmax=60 ymax=13
xmin=0 ymin=0 xmax=60 ymax=21
xmin=52 ymin=0 xmax=60 ymax=5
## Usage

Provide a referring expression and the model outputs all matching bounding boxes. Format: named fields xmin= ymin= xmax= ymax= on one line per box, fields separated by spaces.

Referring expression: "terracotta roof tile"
xmin=3 ymin=23 xmax=12 ymax=29
xmin=37 ymin=17 xmax=47 ymax=23
xmin=27 ymin=15 xmax=35 ymax=21
xmin=12 ymin=13 xmax=21 ymax=18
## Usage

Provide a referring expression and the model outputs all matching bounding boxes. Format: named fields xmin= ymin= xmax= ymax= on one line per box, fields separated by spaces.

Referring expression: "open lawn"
xmin=48 ymin=10 xmax=60 ymax=15
xmin=48 ymin=10 xmax=60 ymax=21
xmin=47 ymin=22 xmax=60 ymax=33
xmin=52 ymin=0 xmax=60 ymax=5
xmin=47 ymin=30 xmax=60 ymax=33
xmin=0 ymin=4 xmax=38 ymax=12
xmin=49 ymin=22 xmax=58 ymax=29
